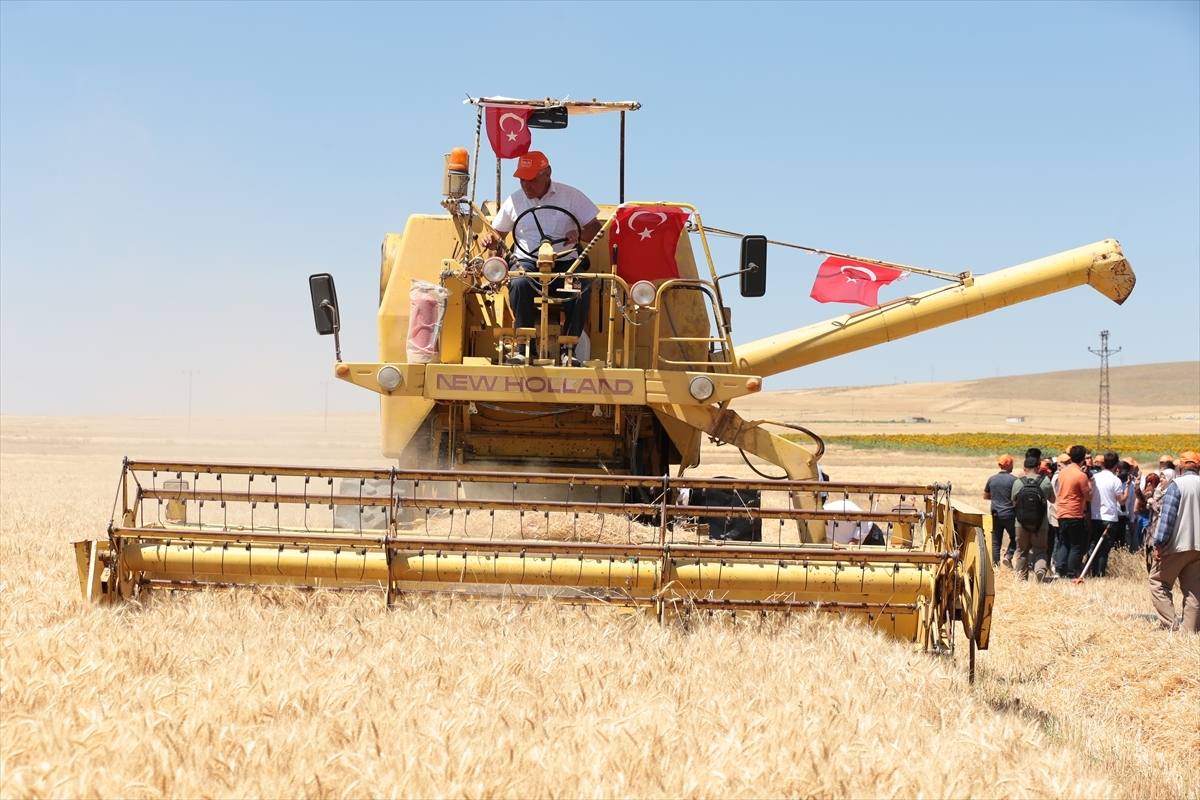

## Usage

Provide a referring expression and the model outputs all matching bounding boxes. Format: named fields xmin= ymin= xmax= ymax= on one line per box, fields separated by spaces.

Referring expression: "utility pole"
xmin=183 ymin=370 xmax=199 ymax=437
xmin=1089 ymin=331 xmax=1119 ymax=452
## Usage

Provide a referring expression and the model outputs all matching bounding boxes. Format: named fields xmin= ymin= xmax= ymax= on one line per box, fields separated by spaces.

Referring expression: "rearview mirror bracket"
xmin=715 ymin=236 xmax=768 ymax=297
xmin=309 ymin=273 xmax=343 ymax=362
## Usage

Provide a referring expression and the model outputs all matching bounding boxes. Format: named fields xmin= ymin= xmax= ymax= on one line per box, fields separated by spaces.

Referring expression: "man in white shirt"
xmin=480 ymin=151 xmax=601 ymax=366
xmin=1089 ymin=452 xmax=1124 ymax=577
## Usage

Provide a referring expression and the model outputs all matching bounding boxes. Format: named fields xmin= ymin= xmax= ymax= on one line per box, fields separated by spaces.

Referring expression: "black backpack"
xmin=1015 ymin=476 xmax=1047 ymax=532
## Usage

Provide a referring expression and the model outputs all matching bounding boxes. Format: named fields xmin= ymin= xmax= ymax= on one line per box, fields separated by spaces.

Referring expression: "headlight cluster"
xmin=482 ymin=257 xmax=509 ymax=285
xmin=630 ymin=280 xmax=657 ymax=307
xmin=688 ymin=376 xmax=715 ymax=401
xmin=377 ymin=366 xmax=402 ymax=391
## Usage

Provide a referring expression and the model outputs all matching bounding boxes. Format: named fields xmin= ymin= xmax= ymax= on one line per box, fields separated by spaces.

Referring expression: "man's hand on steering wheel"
xmin=510 ymin=205 xmax=582 ymax=261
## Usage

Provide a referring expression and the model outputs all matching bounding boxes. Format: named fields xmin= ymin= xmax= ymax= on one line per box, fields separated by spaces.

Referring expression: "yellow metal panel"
xmin=338 ymin=362 xmax=426 ymax=395
xmin=73 ymin=540 xmax=109 ymax=602
xmin=378 ymin=216 xmax=459 ymax=362
xmin=643 ymin=370 xmax=754 ymax=405
xmin=651 ymin=408 xmax=701 ymax=470
xmin=463 ymin=434 xmax=618 ymax=460
xmin=382 ymin=397 xmax=436 ymax=461
xmin=425 ymin=364 xmax=647 ymax=404
xmin=380 ymin=233 xmax=402 ymax=303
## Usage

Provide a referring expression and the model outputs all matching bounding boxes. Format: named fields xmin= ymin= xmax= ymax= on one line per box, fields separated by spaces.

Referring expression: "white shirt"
xmin=492 ymin=181 xmax=600 ymax=258
xmin=823 ymin=499 xmax=868 ymax=545
xmin=1091 ymin=469 xmax=1122 ymax=522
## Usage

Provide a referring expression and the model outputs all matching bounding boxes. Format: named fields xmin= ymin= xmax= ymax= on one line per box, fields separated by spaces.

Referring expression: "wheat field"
xmin=2 ymin=410 xmax=1198 ymax=799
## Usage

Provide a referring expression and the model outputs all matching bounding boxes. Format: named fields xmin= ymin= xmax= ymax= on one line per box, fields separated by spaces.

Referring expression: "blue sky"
xmin=1 ymin=1 xmax=1197 ymax=416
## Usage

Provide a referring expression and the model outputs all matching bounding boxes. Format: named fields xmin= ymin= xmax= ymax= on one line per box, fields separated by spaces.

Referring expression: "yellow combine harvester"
xmin=74 ymin=96 xmax=1135 ymax=673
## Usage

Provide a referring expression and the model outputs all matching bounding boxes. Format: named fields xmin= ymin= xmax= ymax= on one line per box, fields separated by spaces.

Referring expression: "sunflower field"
xmin=786 ymin=433 xmax=1200 ymax=462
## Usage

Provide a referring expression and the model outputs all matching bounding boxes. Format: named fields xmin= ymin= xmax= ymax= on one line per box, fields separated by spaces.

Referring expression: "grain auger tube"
xmin=75 ymin=95 xmax=1133 ymax=668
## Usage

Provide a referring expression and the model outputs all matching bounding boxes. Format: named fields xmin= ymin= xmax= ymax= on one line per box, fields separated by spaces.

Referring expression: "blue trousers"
xmin=1055 ymin=518 xmax=1089 ymax=578
xmin=991 ymin=515 xmax=1016 ymax=565
xmin=508 ymin=257 xmax=591 ymax=339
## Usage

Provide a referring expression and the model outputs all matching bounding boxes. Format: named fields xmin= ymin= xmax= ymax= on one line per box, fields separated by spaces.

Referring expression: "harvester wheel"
xmin=958 ymin=522 xmax=990 ymax=652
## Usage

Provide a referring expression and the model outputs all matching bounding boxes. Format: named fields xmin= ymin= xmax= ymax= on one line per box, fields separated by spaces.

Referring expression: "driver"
xmin=480 ymin=151 xmax=601 ymax=366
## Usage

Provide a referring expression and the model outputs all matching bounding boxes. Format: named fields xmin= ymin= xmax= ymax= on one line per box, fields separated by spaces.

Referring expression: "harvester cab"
xmin=77 ymin=94 xmax=1137 ymax=675
xmin=315 ymin=96 xmax=800 ymax=487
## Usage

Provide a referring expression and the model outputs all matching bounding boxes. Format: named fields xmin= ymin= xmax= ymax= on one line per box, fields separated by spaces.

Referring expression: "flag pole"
xmin=619 ymin=111 xmax=626 ymax=203
xmin=496 ymin=156 xmax=501 ymax=207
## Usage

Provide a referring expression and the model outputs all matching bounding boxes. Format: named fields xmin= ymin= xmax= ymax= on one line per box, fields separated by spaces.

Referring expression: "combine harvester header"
xmin=75 ymin=95 xmax=1135 ymax=678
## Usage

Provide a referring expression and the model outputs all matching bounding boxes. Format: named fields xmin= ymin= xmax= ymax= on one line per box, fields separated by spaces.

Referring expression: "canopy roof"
xmin=467 ymin=96 xmax=641 ymax=115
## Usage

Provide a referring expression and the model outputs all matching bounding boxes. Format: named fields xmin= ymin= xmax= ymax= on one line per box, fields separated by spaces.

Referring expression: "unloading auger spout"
xmin=734 ymin=239 xmax=1134 ymax=379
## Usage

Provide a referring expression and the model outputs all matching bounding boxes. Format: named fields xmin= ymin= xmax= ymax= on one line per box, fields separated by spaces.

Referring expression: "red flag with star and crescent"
xmin=610 ymin=206 xmax=690 ymax=283
xmin=809 ymin=256 xmax=907 ymax=306
xmin=485 ymin=107 xmax=532 ymax=159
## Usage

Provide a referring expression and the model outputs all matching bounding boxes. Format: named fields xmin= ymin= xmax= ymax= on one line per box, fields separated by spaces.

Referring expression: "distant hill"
xmin=953 ymin=362 xmax=1199 ymax=407
xmin=732 ymin=362 xmax=1200 ymax=435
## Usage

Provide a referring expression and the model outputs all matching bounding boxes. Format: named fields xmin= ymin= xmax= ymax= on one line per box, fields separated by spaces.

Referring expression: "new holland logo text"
xmin=435 ymin=373 xmax=634 ymax=396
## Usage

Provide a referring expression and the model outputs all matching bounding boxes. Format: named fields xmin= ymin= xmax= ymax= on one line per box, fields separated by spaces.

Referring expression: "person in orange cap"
xmin=1053 ymin=445 xmax=1093 ymax=578
xmin=1148 ymin=451 xmax=1200 ymax=632
xmin=480 ymin=151 xmax=601 ymax=366
xmin=984 ymin=454 xmax=1018 ymax=568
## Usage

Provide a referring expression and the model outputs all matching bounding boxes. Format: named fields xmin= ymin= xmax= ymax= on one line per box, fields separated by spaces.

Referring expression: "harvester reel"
xmin=82 ymin=461 xmax=987 ymax=660
xmin=511 ymin=205 xmax=582 ymax=261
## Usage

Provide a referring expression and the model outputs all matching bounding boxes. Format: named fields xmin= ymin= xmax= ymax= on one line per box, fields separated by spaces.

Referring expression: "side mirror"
xmin=527 ymin=106 xmax=569 ymax=129
xmin=309 ymin=273 xmax=340 ymax=334
xmin=739 ymin=236 xmax=767 ymax=297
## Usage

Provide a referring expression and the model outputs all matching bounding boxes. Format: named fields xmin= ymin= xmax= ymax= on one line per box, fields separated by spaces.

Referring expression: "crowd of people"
xmin=984 ymin=447 xmax=1199 ymax=633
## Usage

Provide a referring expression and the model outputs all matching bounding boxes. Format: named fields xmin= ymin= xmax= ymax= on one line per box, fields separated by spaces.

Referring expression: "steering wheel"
xmin=510 ymin=205 xmax=582 ymax=261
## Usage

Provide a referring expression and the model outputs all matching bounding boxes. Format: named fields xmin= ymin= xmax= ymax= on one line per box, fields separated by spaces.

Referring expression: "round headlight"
xmin=630 ymin=280 xmax=657 ymax=307
xmin=482 ymin=256 xmax=509 ymax=284
xmin=378 ymin=365 xmax=402 ymax=391
xmin=688 ymin=375 xmax=715 ymax=401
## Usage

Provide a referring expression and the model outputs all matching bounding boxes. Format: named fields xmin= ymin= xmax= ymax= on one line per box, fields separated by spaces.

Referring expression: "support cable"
xmin=692 ymin=224 xmax=965 ymax=283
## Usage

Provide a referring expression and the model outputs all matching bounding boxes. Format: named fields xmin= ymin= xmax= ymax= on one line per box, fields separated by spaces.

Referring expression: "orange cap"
xmin=1178 ymin=451 xmax=1200 ymax=468
xmin=513 ymin=151 xmax=550 ymax=179
xmin=1159 ymin=453 xmax=1174 ymax=464
xmin=1057 ymin=453 xmax=1071 ymax=463
xmin=997 ymin=454 xmax=1013 ymax=468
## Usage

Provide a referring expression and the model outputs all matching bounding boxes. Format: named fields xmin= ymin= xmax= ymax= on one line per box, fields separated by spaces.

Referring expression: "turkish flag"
xmin=485 ymin=107 xmax=532 ymax=159
xmin=611 ymin=206 xmax=690 ymax=283
xmin=809 ymin=256 xmax=906 ymax=306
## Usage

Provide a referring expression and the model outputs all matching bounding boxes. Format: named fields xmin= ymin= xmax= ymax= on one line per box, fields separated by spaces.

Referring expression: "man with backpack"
xmin=1011 ymin=455 xmax=1056 ymax=581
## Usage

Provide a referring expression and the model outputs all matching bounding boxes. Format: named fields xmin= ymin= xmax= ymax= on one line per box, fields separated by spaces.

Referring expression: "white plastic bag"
xmin=406 ymin=280 xmax=451 ymax=364
xmin=575 ymin=330 xmax=591 ymax=362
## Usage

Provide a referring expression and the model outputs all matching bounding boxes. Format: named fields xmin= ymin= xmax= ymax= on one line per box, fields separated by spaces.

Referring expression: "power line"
xmin=1088 ymin=331 xmax=1119 ymax=452
xmin=183 ymin=370 xmax=199 ymax=437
